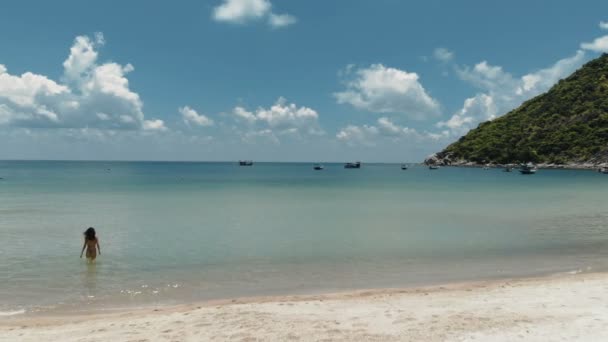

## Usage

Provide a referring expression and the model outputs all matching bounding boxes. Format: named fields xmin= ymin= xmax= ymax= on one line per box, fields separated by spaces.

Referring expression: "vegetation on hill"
xmin=434 ymin=54 xmax=608 ymax=165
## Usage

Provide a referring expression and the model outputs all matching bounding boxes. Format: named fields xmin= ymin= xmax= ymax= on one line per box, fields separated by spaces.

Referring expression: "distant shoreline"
xmin=428 ymin=162 xmax=606 ymax=171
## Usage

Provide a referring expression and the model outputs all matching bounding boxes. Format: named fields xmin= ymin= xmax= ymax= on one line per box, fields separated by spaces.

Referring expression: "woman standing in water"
xmin=80 ymin=227 xmax=101 ymax=263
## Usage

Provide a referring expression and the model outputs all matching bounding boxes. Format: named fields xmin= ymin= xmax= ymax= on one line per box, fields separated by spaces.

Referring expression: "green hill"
xmin=431 ymin=54 xmax=608 ymax=166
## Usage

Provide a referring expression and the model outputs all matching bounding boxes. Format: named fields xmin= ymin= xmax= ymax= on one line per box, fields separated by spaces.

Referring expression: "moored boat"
xmin=344 ymin=161 xmax=361 ymax=169
xmin=429 ymin=165 xmax=439 ymax=170
xmin=599 ymin=166 xmax=608 ymax=174
xmin=519 ymin=163 xmax=537 ymax=174
xmin=401 ymin=164 xmax=408 ymax=170
xmin=313 ymin=164 xmax=324 ymax=170
xmin=239 ymin=160 xmax=253 ymax=166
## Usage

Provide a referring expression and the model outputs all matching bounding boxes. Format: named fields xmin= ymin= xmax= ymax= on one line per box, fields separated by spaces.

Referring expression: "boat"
xmin=429 ymin=165 xmax=439 ymax=170
xmin=599 ymin=166 xmax=608 ymax=174
xmin=313 ymin=164 xmax=324 ymax=170
xmin=401 ymin=164 xmax=408 ymax=170
xmin=344 ymin=161 xmax=361 ymax=169
xmin=519 ymin=163 xmax=537 ymax=174
xmin=483 ymin=164 xmax=490 ymax=170
xmin=239 ymin=160 xmax=253 ymax=166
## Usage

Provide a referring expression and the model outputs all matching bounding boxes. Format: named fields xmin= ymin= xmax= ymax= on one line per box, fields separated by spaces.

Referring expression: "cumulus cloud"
xmin=581 ymin=36 xmax=608 ymax=52
xmin=143 ymin=119 xmax=167 ymax=131
xmin=180 ymin=106 xmax=214 ymax=127
xmin=336 ymin=117 xmax=419 ymax=146
xmin=0 ymin=33 xmax=165 ymax=132
xmin=437 ymin=50 xmax=586 ymax=137
xmin=212 ymin=0 xmax=296 ymax=28
xmin=580 ymin=21 xmax=608 ymax=52
xmin=336 ymin=124 xmax=379 ymax=146
xmin=433 ymin=48 xmax=454 ymax=62
xmin=242 ymin=128 xmax=280 ymax=144
xmin=334 ymin=64 xmax=441 ymax=120
xmin=229 ymin=97 xmax=323 ymax=139
xmin=436 ymin=94 xmax=496 ymax=137
xmin=268 ymin=13 xmax=297 ymax=28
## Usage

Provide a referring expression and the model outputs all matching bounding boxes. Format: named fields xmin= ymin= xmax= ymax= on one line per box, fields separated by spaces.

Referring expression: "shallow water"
xmin=1 ymin=161 xmax=608 ymax=314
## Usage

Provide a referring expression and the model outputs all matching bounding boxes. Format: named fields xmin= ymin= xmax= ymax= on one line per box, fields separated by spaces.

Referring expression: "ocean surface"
xmin=1 ymin=161 xmax=608 ymax=315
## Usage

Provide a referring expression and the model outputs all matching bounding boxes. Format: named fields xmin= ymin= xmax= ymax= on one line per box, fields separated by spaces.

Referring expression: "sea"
xmin=1 ymin=161 xmax=608 ymax=315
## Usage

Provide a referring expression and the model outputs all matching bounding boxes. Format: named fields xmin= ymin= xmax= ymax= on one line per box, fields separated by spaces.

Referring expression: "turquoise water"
xmin=1 ymin=161 xmax=608 ymax=314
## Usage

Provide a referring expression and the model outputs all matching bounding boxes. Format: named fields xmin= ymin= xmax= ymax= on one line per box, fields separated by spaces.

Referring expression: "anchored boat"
xmin=519 ymin=163 xmax=537 ymax=175
xmin=344 ymin=161 xmax=361 ymax=169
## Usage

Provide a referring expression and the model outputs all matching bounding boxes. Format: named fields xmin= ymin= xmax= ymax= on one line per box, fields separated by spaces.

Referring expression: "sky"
xmin=1 ymin=0 xmax=608 ymax=162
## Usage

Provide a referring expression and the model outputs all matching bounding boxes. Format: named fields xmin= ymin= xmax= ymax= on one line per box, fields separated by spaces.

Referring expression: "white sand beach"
xmin=2 ymin=272 xmax=608 ymax=342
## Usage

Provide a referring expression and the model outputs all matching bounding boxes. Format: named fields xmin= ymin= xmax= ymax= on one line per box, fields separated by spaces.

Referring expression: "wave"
xmin=0 ymin=309 xmax=26 ymax=316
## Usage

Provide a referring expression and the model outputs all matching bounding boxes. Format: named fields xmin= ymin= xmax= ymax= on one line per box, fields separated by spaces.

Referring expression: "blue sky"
xmin=1 ymin=0 xmax=608 ymax=161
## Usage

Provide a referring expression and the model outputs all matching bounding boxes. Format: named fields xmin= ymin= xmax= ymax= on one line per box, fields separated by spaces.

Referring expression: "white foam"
xmin=0 ymin=309 xmax=26 ymax=316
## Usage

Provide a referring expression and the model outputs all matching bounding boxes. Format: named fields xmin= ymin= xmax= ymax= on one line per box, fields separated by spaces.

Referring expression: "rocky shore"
xmin=424 ymin=152 xmax=608 ymax=170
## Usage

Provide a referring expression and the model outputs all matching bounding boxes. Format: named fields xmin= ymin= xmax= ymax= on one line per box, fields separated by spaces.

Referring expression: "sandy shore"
xmin=2 ymin=272 xmax=608 ymax=342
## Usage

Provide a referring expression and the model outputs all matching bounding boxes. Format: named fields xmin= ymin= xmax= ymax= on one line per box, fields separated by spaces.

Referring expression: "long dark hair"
xmin=84 ymin=227 xmax=96 ymax=241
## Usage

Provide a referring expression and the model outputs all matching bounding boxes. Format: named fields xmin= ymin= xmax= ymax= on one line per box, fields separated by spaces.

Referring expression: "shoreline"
xmin=427 ymin=163 xmax=606 ymax=171
xmin=3 ymin=271 xmax=608 ymax=341
xmin=2 ymin=266 xmax=596 ymax=319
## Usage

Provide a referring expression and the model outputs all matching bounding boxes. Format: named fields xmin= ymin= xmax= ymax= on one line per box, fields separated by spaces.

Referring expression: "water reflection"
xmin=83 ymin=262 xmax=97 ymax=298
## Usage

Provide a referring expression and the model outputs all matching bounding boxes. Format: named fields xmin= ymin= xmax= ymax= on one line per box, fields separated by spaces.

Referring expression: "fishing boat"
xmin=239 ymin=160 xmax=253 ymax=166
xmin=344 ymin=161 xmax=361 ymax=169
xmin=313 ymin=164 xmax=324 ymax=170
xmin=401 ymin=164 xmax=408 ymax=170
xmin=519 ymin=163 xmax=537 ymax=174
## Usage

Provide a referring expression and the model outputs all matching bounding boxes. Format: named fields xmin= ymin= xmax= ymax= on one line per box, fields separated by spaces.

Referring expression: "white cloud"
xmin=242 ymin=128 xmax=279 ymax=144
xmin=336 ymin=124 xmax=379 ymax=146
xmin=581 ymin=36 xmax=608 ymax=52
xmin=229 ymin=97 xmax=323 ymax=138
xmin=268 ymin=13 xmax=297 ymax=28
xmin=0 ymin=33 xmax=165 ymax=132
xmin=433 ymin=47 xmax=454 ymax=62
xmin=336 ymin=117 xmax=419 ymax=146
xmin=580 ymin=22 xmax=608 ymax=52
xmin=232 ymin=106 xmax=257 ymax=123
xmin=213 ymin=0 xmax=270 ymax=23
xmin=439 ymin=50 xmax=586 ymax=137
xmin=436 ymin=94 xmax=496 ymax=137
xmin=334 ymin=64 xmax=441 ymax=120
xmin=376 ymin=117 xmax=417 ymax=137
xmin=213 ymin=0 xmax=296 ymax=28
xmin=180 ymin=106 xmax=214 ymax=127
xmin=63 ymin=33 xmax=104 ymax=84
xmin=143 ymin=119 xmax=167 ymax=131
xmin=256 ymin=97 xmax=319 ymax=131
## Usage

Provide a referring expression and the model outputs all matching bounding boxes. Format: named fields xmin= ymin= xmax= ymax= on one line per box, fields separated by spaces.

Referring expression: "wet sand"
xmin=2 ymin=272 xmax=608 ymax=342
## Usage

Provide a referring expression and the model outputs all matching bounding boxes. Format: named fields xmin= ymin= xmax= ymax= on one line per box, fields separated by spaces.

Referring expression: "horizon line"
xmin=0 ymin=159 xmax=422 ymax=164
